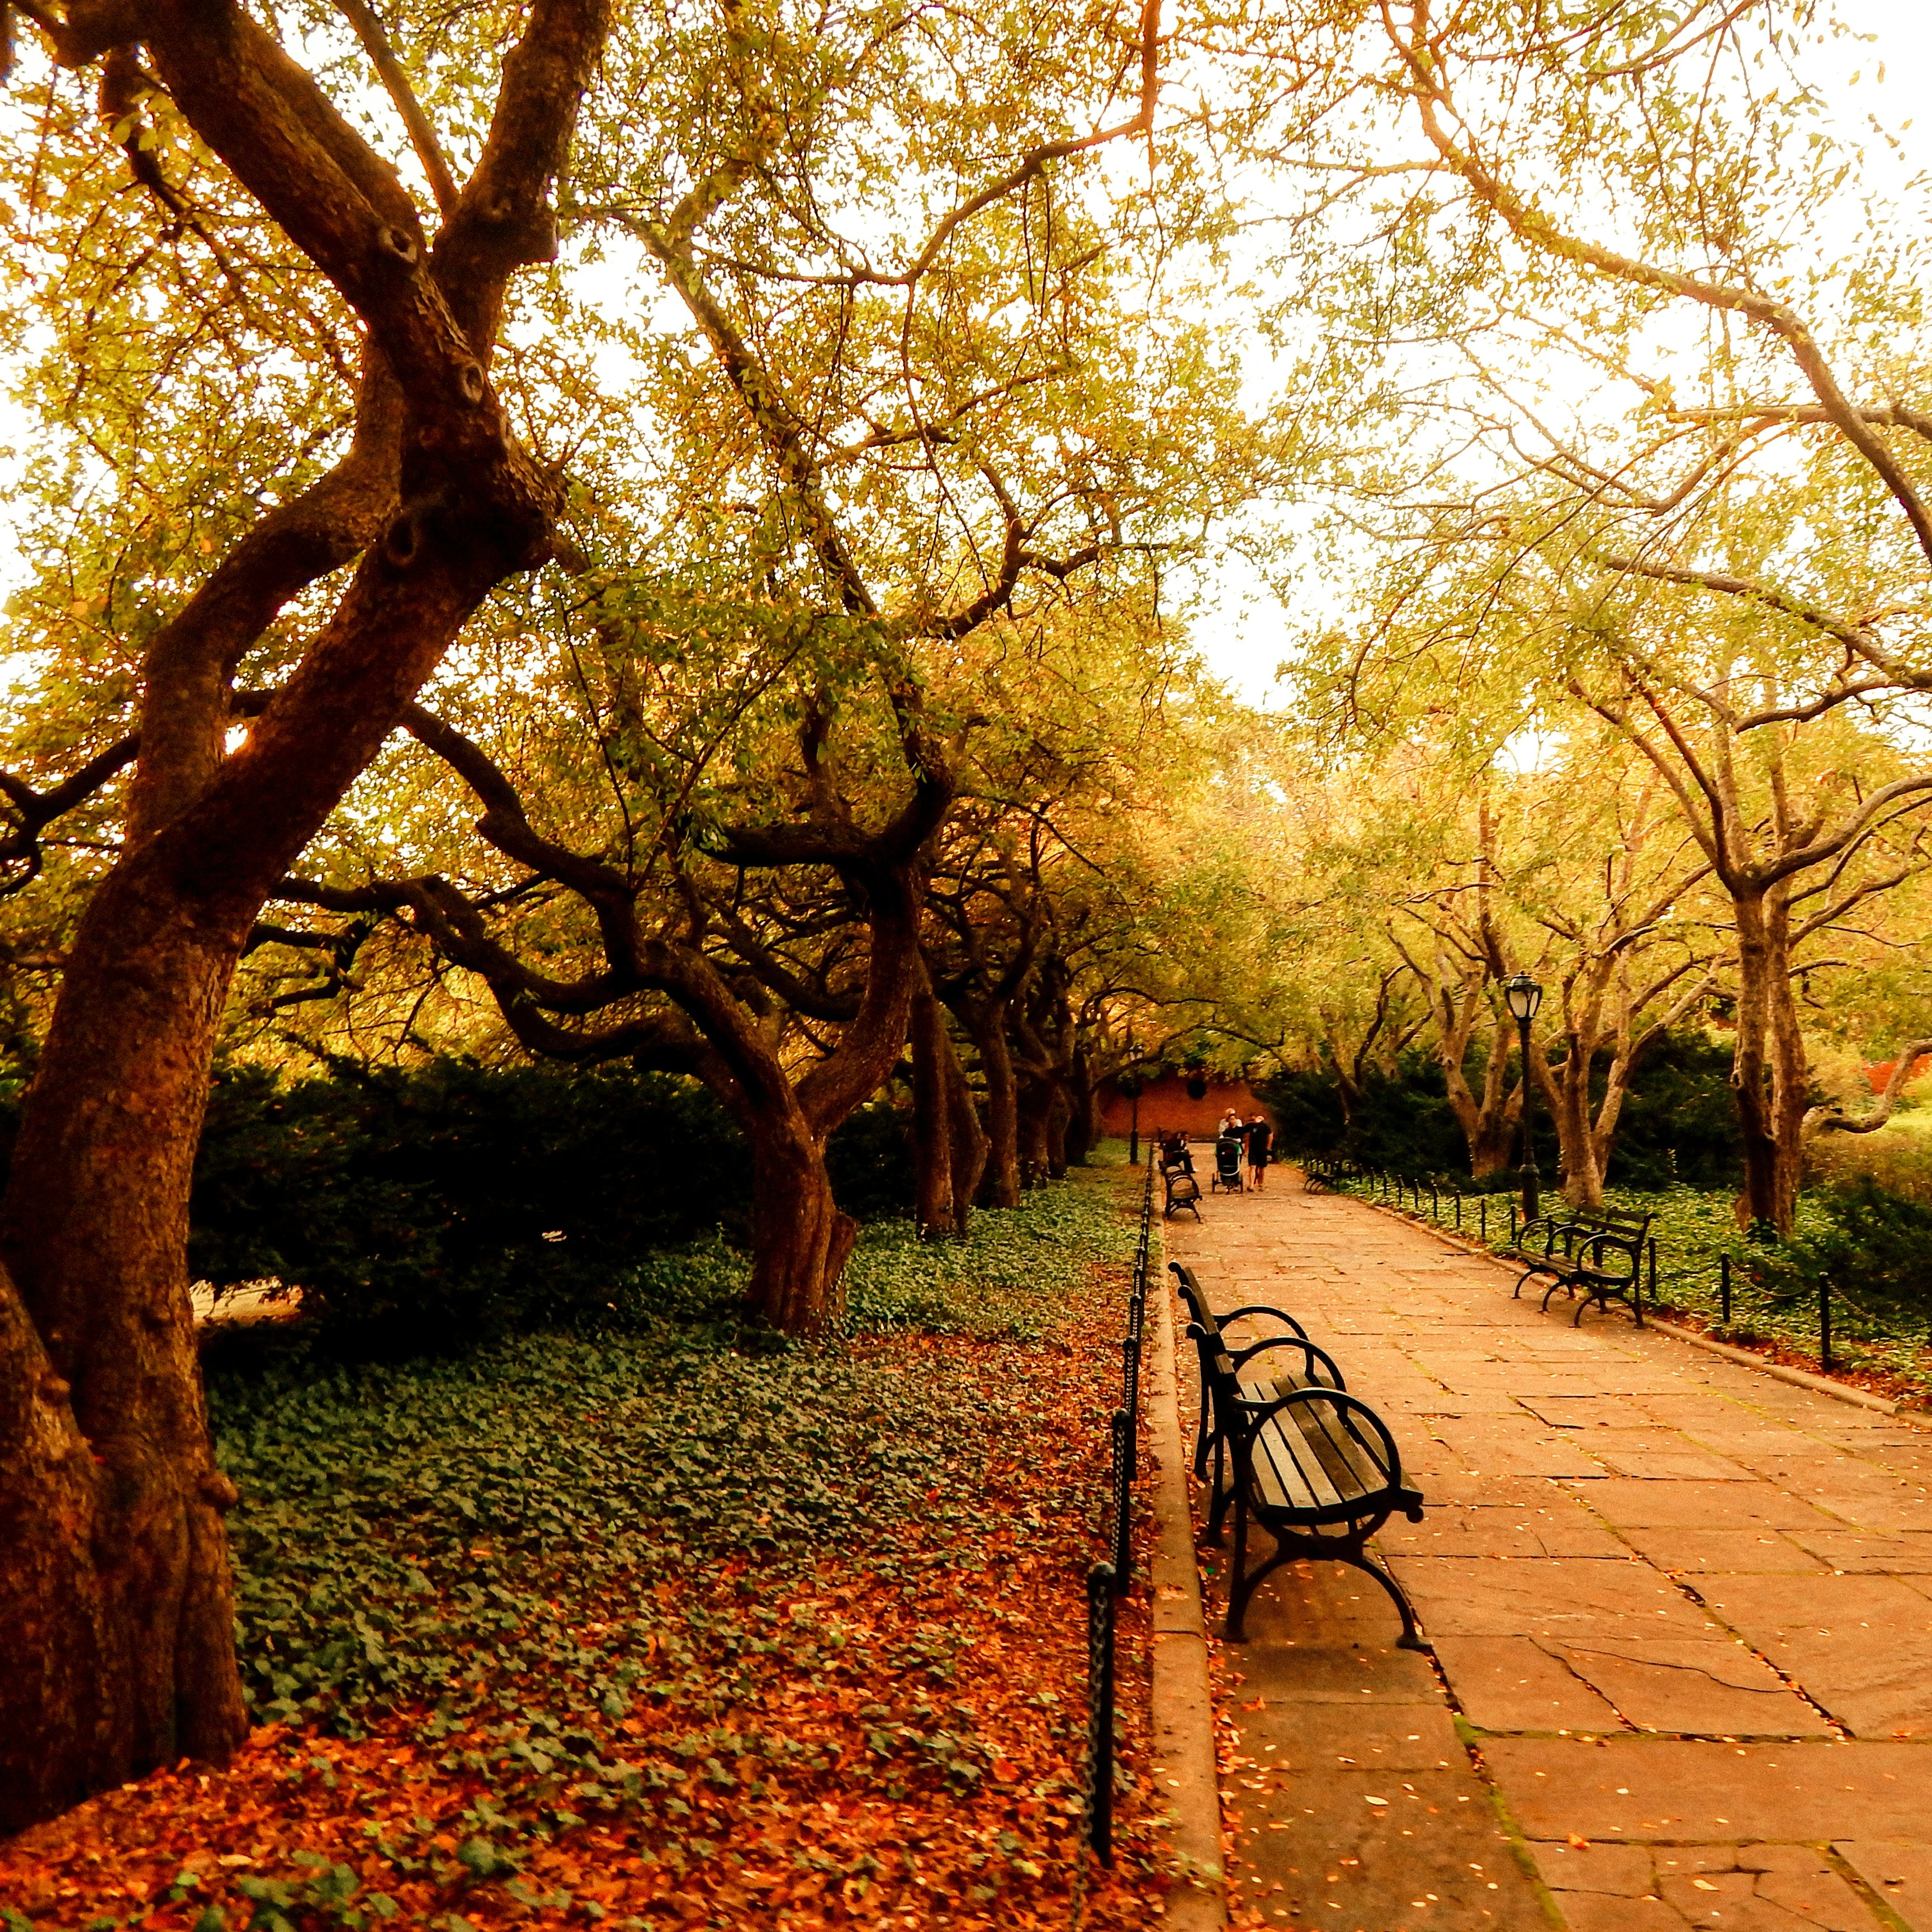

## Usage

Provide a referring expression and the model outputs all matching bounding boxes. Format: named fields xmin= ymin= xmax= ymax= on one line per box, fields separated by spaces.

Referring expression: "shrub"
xmin=183 ymin=1061 xmax=749 ymax=1351
xmin=1257 ymin=1050 xmax=1469 ymax=1173
xmin=1261 ymin=1029 xmax=1744 ymax=1191
xmin=1603 ymin=1030 xmax=1742 ymax=1191
xmin=87 ymin=1059 xmax=919 ymax=1356
xmin=1750 ymin=1178 xmax=1932 ymax=1317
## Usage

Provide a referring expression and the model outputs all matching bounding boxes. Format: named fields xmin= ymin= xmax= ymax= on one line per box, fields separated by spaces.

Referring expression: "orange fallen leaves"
xmin=1 ymin=1270 xmax=1167 ymax=1930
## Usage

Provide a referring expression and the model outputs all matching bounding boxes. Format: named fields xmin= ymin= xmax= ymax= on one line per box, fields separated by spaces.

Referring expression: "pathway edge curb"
xmin=1355 ymin=1193 xmax=1915 ymax=1421
xmin=1146 ymin=1229 xmax=1228 ymax=1929
xmin=1642 ymin=1314 xmax=1900 ymax=1415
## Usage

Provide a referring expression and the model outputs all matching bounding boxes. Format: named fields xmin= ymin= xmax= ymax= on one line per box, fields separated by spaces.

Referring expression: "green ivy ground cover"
xmin=1607 ymin=1185 xmax=1932 ymax=1396
xmin=174 ymin=1178 xmax=1143 ymax=1926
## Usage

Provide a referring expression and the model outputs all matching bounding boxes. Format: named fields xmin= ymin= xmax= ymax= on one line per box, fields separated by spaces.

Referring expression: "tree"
xmin=1257 ymin=0 xmax=1932 ymax=1227
xmin=0 ymin=0 xmax=612 ymax=1830
xmin=1514 ymin=760 xmax=1720 ymax=1208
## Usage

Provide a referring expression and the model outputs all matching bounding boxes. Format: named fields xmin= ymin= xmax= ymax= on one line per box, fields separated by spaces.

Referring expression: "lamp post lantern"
xmin=1502 ymin=973 xmax=1543 ymax=1223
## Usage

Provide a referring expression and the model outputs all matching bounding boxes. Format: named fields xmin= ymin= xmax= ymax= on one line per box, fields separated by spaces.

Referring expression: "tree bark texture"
xmin=1451 ymin=1020 xmax=1522 ymax=1178
xmin=1015 ymin=1072 xmax=1054 ymax=1186
xmin=961 ymin=1001 xmax=1021 ymax=1207
xmin=746 ymin=1104 xmax=861 ymax=1334
xmin=1731 ymin=888 xmax=1807 ymax=1232
xmin=910 ymin=980 xmax=956 ymax=1237
xmin=1063 ymin=1046 xmax=1098 ymax=1167
xmin=941 ymin=1028 xmax=989 ymax=1237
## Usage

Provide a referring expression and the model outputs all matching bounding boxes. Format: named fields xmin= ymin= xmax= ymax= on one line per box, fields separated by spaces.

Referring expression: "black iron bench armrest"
xmin=1227 ymin=1331 xmax=1346 ymax=1390
xmin=1218 ymin=1303 xmax=1309 ymax=1339
xmin=1573 ymin=1230 xmax=1643 ymax=1273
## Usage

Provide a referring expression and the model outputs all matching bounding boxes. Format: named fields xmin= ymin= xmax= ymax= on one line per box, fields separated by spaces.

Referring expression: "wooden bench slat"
xmin=1251 ymin=1415 xmax=1347 ymax=1512
xmin=1291 ymin=1399 xmax=1392 ymax=1497
xmin=1237 ymin=1377 xmax=1387 ymax=1510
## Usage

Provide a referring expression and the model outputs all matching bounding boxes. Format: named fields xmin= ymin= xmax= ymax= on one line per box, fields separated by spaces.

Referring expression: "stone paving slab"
xmin=1835 ymin=1844 xmax=1932 ymax=1931
xmin=1612 ymin=1526 xmax=1831 ymax=1575
xmin=1166 ymin=1175 xmax=1932 ymax=1931
xmin=1532 ymin=1840 xmax=1881 ymax=1932
xmin=1695 ymin=1574 xmax=1932 ymax=1736
xmin=1483 ymin=1737 xmax=1928 ymax=1840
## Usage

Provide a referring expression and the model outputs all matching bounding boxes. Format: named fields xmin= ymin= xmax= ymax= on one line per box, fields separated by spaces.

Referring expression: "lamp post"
xmin=1121 ymin=1073 xmax=1144 ymax=1167
xmin=1502 ymin=973 xmax=1543 ymax=1223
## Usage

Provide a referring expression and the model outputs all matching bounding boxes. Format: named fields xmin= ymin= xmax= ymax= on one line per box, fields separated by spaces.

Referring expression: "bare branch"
xmin=332 ymin=0 xmax=459 ymax=218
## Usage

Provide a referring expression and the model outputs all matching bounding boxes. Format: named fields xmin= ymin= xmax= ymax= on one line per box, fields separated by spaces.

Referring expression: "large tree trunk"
xmin=0 ymin=513 xmax=528 ymax=1829
xmin=1063 ymin=1046 xmax=1098 ymax=1167
xmin=1732 ymin=891 xmax=1804 ymax=1233
xmin=909 ymin=981 xmax=955 ymax=1237
xmin=1326 ymin=1048 xmax=1363 ymax=1134
xmin=745 ymin=1104 xmax=859 ymax=1334
xmin=1445 ymin=1024 xmax=1521 ymax=1177
xmin=0 ymin=875 xmax=258 ymax=1826
xmin=1543 ymin=1042 xmax=1604 ymax=1210
xmin=964 ymin=1003 xmax=1021 ymax=1207
xmin=941 ymin=1022 xmax=988 ymax=1238
xmin=1044 ymin=1081 xmax=1070 ymax=1179
xmin=1015 ymin=1072 xmax=1053 ymax=1187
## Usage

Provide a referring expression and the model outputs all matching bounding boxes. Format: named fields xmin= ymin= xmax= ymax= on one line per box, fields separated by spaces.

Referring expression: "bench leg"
xmin=1191 ymin=1401 xmax=1213 ymax=1484
xmin=1200 ymin=1435 xmax=1232 ymax=1546
xmin=1347 ymin=1548 xmax=1427 ymax=1651
xmin=1540 ymin=1278 xmax=1575 ymax=1314
xmin=1224 ymin=1486 xmax=1253 ymax=1641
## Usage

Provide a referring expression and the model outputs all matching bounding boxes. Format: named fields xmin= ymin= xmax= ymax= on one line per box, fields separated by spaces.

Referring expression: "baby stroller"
xmin=1211 ymin=1131 xmax=1244 ymax=1194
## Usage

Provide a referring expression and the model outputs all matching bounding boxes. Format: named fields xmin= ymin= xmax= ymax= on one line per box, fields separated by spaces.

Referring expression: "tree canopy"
xmin=2 ymin=0 xmax=1930 ymax=1833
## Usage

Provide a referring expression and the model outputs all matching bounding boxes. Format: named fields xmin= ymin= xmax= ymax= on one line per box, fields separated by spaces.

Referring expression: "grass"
xmin=2 ymin=1172 xmax=1162 ymax=1931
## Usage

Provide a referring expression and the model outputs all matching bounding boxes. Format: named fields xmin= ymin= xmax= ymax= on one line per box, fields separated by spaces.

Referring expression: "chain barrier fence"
xmin=1304 ymin=1157 xmax=1912 ymax=1387
xmin=1082 ymin=1147 xmax=1153 ymax=1872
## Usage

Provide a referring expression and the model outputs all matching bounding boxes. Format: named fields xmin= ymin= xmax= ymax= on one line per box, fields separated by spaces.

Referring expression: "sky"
xmin=1183 ymin=0 xmax=1932 ymax=706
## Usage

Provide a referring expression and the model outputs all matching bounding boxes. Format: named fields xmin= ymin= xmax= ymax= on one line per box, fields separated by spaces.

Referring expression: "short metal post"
xmin=1637 ymin=1238 xmax=1651 ymax=1328
xmin=1084 ymin=1562 xmax=1116 ymax=1865
xmin=1509 ymin=1201 xmax=1518 ymax=1247
xmin=1720 ymin=1252 xmax=1731 ymax=1327
xmin=1455 ymin=1192 xmax=1462 ymax=1232
xmin=1820 ymin=1280 xmax=1832 ymax=1372
xmin=1480 ymin=1197 xmax=1488 ymax=1244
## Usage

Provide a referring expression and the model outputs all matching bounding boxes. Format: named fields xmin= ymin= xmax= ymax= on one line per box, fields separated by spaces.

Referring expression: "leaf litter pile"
xmin=1 ymin=1182 xmax=1165 ymax=1930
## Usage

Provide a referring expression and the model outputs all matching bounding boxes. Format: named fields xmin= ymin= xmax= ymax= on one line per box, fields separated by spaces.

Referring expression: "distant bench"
xmin=1171 ymin=1262 xmax=1426 ymax=1647
xmin=1300 ymin=1156 xmax=1363 ymax=1193
xmin=1160 ymin=1147 xmax=1202 ymax=1219
xmin=1511 ymin=1204 xmax=1653 ymax=1326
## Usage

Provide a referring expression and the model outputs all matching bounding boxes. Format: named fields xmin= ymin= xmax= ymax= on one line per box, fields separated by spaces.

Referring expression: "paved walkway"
xmin=1166 ymin=1175 xmax=1932 ymax=1932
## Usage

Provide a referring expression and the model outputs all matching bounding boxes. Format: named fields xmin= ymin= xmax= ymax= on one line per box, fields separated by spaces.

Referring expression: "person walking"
xmin=1245 ymin=1114 xmax=1273 ymax=1192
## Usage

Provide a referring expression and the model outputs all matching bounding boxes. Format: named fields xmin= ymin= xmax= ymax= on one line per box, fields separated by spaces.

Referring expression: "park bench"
xmin=1512 ymin=1204 xmax=1654 ymax=1325
xmin=1169 ymin=1262 xmax=1426 ymax=1649
xmin=1301 ymin=1155 xmax=1362 ymax=1193
xmin=1171 ymin=1261 xmax=1345 ymax=1527
xmin=1161 ymin=1148 xmax=1202 ymax=1219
